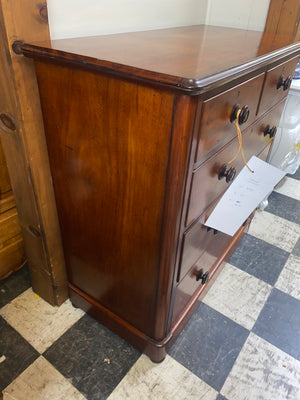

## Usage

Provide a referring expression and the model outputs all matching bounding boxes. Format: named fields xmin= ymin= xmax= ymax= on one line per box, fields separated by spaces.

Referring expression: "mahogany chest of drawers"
xmin=21 ymin=25 xmax=300 ymax=362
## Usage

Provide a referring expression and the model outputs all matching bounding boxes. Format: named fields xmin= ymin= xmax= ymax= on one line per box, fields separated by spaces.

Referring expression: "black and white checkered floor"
xmin=1 ymin=170 xmax=300 ymax=400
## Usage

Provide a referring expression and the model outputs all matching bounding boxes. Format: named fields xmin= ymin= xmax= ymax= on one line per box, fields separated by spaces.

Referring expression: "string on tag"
xmin=228 ymin=109 xmax=254 ymax=173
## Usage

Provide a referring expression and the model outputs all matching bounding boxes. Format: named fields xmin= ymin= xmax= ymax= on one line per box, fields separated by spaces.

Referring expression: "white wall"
xmin=206 ymin=0 xmax=270 ymax=31
xmin=47 ymin=0 xmax=270 ymax=40
xmin=47 ymin=0 xmax=209 ymax=40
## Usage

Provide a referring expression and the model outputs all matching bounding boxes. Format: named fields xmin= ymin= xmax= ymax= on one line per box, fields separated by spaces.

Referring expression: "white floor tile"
xmin=203 ymin=263 xmax=272 ymax=330
xmin=0 ymin=288 xmax=84 ymax=353
xmin=3 ymin=356 xmax=86 ymax=400
xmin=221 ymin=333 xmax=300 ymax=400
xmin=107 ymin=354 xmax=218 ymax=400
xmin=248 ymin=210 xmax=300 ymax=252
xmin=275 ymin=177 xmax=300 ymax=201
xmin=275 ymin=254 xmax=300 ymax=300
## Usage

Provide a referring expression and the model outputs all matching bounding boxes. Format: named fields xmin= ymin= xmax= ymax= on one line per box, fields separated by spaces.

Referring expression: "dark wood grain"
xmin=171 ymin=218 xmax=251 ymax=326
xmin=195 ymin=73 xmax=265 ymax=166
xmin=35 ymin=60 xmax=175 ymax=336
xmin=186 ymin=104 xmax=284 ymax=226
xmin=153 ymin=94 xmax=198 ymax=341
xmin=258 ymin=56 xmax=299 ymax=114
xmin=21 ymin=25 xmax=300 ymax=93
xmin=23 ymin=23 xmax=300 ymax=361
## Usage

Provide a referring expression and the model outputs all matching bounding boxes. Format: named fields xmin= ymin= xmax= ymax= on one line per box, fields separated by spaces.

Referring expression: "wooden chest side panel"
xmin=35 ymin=61 xmax=175 ymax=336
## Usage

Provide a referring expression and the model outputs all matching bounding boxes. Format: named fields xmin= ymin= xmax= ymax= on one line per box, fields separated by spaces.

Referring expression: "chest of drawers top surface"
xmin=21 ymin=25 xmax=300 ymax=93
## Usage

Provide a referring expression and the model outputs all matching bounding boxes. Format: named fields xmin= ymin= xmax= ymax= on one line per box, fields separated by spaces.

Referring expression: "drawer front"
xmin=0 ymin=141 xmax=11 ymax=194
xmin=0 ymin=234 xmax=25 ymax=280
xmin=187 ymin=113 xmax=278 ymax=226
xmin=195 ymin=73 xmax=264 ymax=165
xmin=0 ymin=191 xmax=16 ymax=214
xmin=178 ymin=217 xmax=232 ymax=283
xmin=244 ymin=98 xmax=286 ymax=149
xmin=258 ymin=56 xmax=299 ymax=116
xmin=0 ymin=208 xmax=22 ymax=246
xmin=172 ymin=218 xmax=251 ymax=325
xmin=178 ymin=201 xmax=220 ymax=283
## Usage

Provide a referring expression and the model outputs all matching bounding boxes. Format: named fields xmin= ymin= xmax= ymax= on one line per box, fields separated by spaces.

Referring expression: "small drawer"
xmin=178 ymin=215 xmax=233 ymax=283
xmin=178 ymin=203 xmax=218 ymax=283
xmin=0 ymin=191 xmax=16 ymax=214
xmin=172 ymin=218 xmax=251 ymax=325
xmin=195 ymin=73 xmax=264 ymax=165
xmin=258 ymin=56 xmax=299 ymax=116
xmin=0 ymin=142 xmax=12 ymax=194
xmin=0 ymin=208 xmax=22 ymax=247
xmin=187 ymin=116 xmax=274 ymax=226
xmin=246 ymin=98 xmax=286 ymax=148
xmin=0 ymin=234 xmax=25 ymax=280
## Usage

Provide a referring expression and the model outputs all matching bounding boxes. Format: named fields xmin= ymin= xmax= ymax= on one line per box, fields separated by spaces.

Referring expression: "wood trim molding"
xmin=0 ymin=0 xmax=67 ymax=305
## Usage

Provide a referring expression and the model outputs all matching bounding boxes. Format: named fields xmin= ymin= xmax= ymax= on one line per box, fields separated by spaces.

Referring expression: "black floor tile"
xmin=287 ymin=167 xmax=300 ymax=181
xmin=0 ymin=265 xmax=31 ymax=308
xmin=292 ymin=236 xmax=300 ymax=257
xmin=217 ymin=394 xmax=228 ymax=400
xmin=168 ymin=303 xmax=249 ymax=392
xmin=229 ymin=234 xmax=289 ymax=285
xmin=253 ymin=288 xmax=300 ymax=360
xmin=0 ymin=316 xmax=39 ymax=392
xmin=266 ymin=191 xmax=300 ymax=224
xmin=43 ymin=313 xmax=141 ymax=400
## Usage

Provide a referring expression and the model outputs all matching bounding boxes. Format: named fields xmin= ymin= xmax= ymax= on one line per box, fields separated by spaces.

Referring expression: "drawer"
xmin=178 ymin=202 xmax=219 ymax=283
xmin=0 ymin=234 xmax=25 ymax=280
xmin=0 ymin=141 xmax=11 ymax=194
xmin=0 ymin=191 xmax=16 ymax=214
xmin=187 ymin=115 xmax=276 ymax=226
xmin=172 ymin=233 xmax=230 ymax=324
xmin=178 ymin=212 xmax=233 ymax=283
xmin=0 ymin=207 xmax=22 ymax=247
xmin=172 ymin=218 xmax=251 ymax=325
xmin=195 ymin=73 xmax=264 ymax=165
xmin=244 ymin=98 xmax=286 ymax=149
xmin=258 ymin=56 xmax=299 ymax=116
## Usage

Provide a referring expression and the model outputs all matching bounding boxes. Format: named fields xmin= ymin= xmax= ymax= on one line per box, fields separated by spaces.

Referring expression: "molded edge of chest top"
xmin=20 ymin=25 xmax=300 ymax=94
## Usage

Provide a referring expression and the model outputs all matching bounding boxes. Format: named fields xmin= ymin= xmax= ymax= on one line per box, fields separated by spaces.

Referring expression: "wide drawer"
xmin=186 ymin=109 xmax=281 ymax=226
xmin=172 ymin=218 xmax=251 ymax=324
xmin=178 ymin=201 xmax=220 ymax=283
xmin=258 ymin=56 xmax=299 ymax=116
xmin=178 ymin=211 xmax=233 ymax=283
xmin=195 ymin=73 xmax=264 ymax=165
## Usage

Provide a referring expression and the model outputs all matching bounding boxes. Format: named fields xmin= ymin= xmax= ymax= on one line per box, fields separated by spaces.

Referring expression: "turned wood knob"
xmin=264 ymin=125 xmax=277 ymax=138
xmin=196 ymin=269 xmax=210 ymax=284
xmin=283 ymin=76 xmax=292 ymax=91
xmin=218 ymin=164 xmax=236 ymax=183
xmin=277 ymin=75 xmax=292 ymax=91
xmin=230 ymin=104 xmax=250 ymax=125
xmin=206 ymin=227 xmax=219 ymax=235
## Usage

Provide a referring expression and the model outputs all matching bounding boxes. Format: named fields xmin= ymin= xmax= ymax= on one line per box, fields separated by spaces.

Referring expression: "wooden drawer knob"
xmin=264 ymin=125 xmax=277 ymax=138
xmin=218 ymin=164 xmax=236 ymax=183
xmin=230 ymin=104 xmax=250 ymax=125
xmin=206 ymin=227 xmax=219 ymax=234
xmin=277 ymin=75 xmax=292 ymax=91
xmin=196 ymin=269 xmax=210 ymax=284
